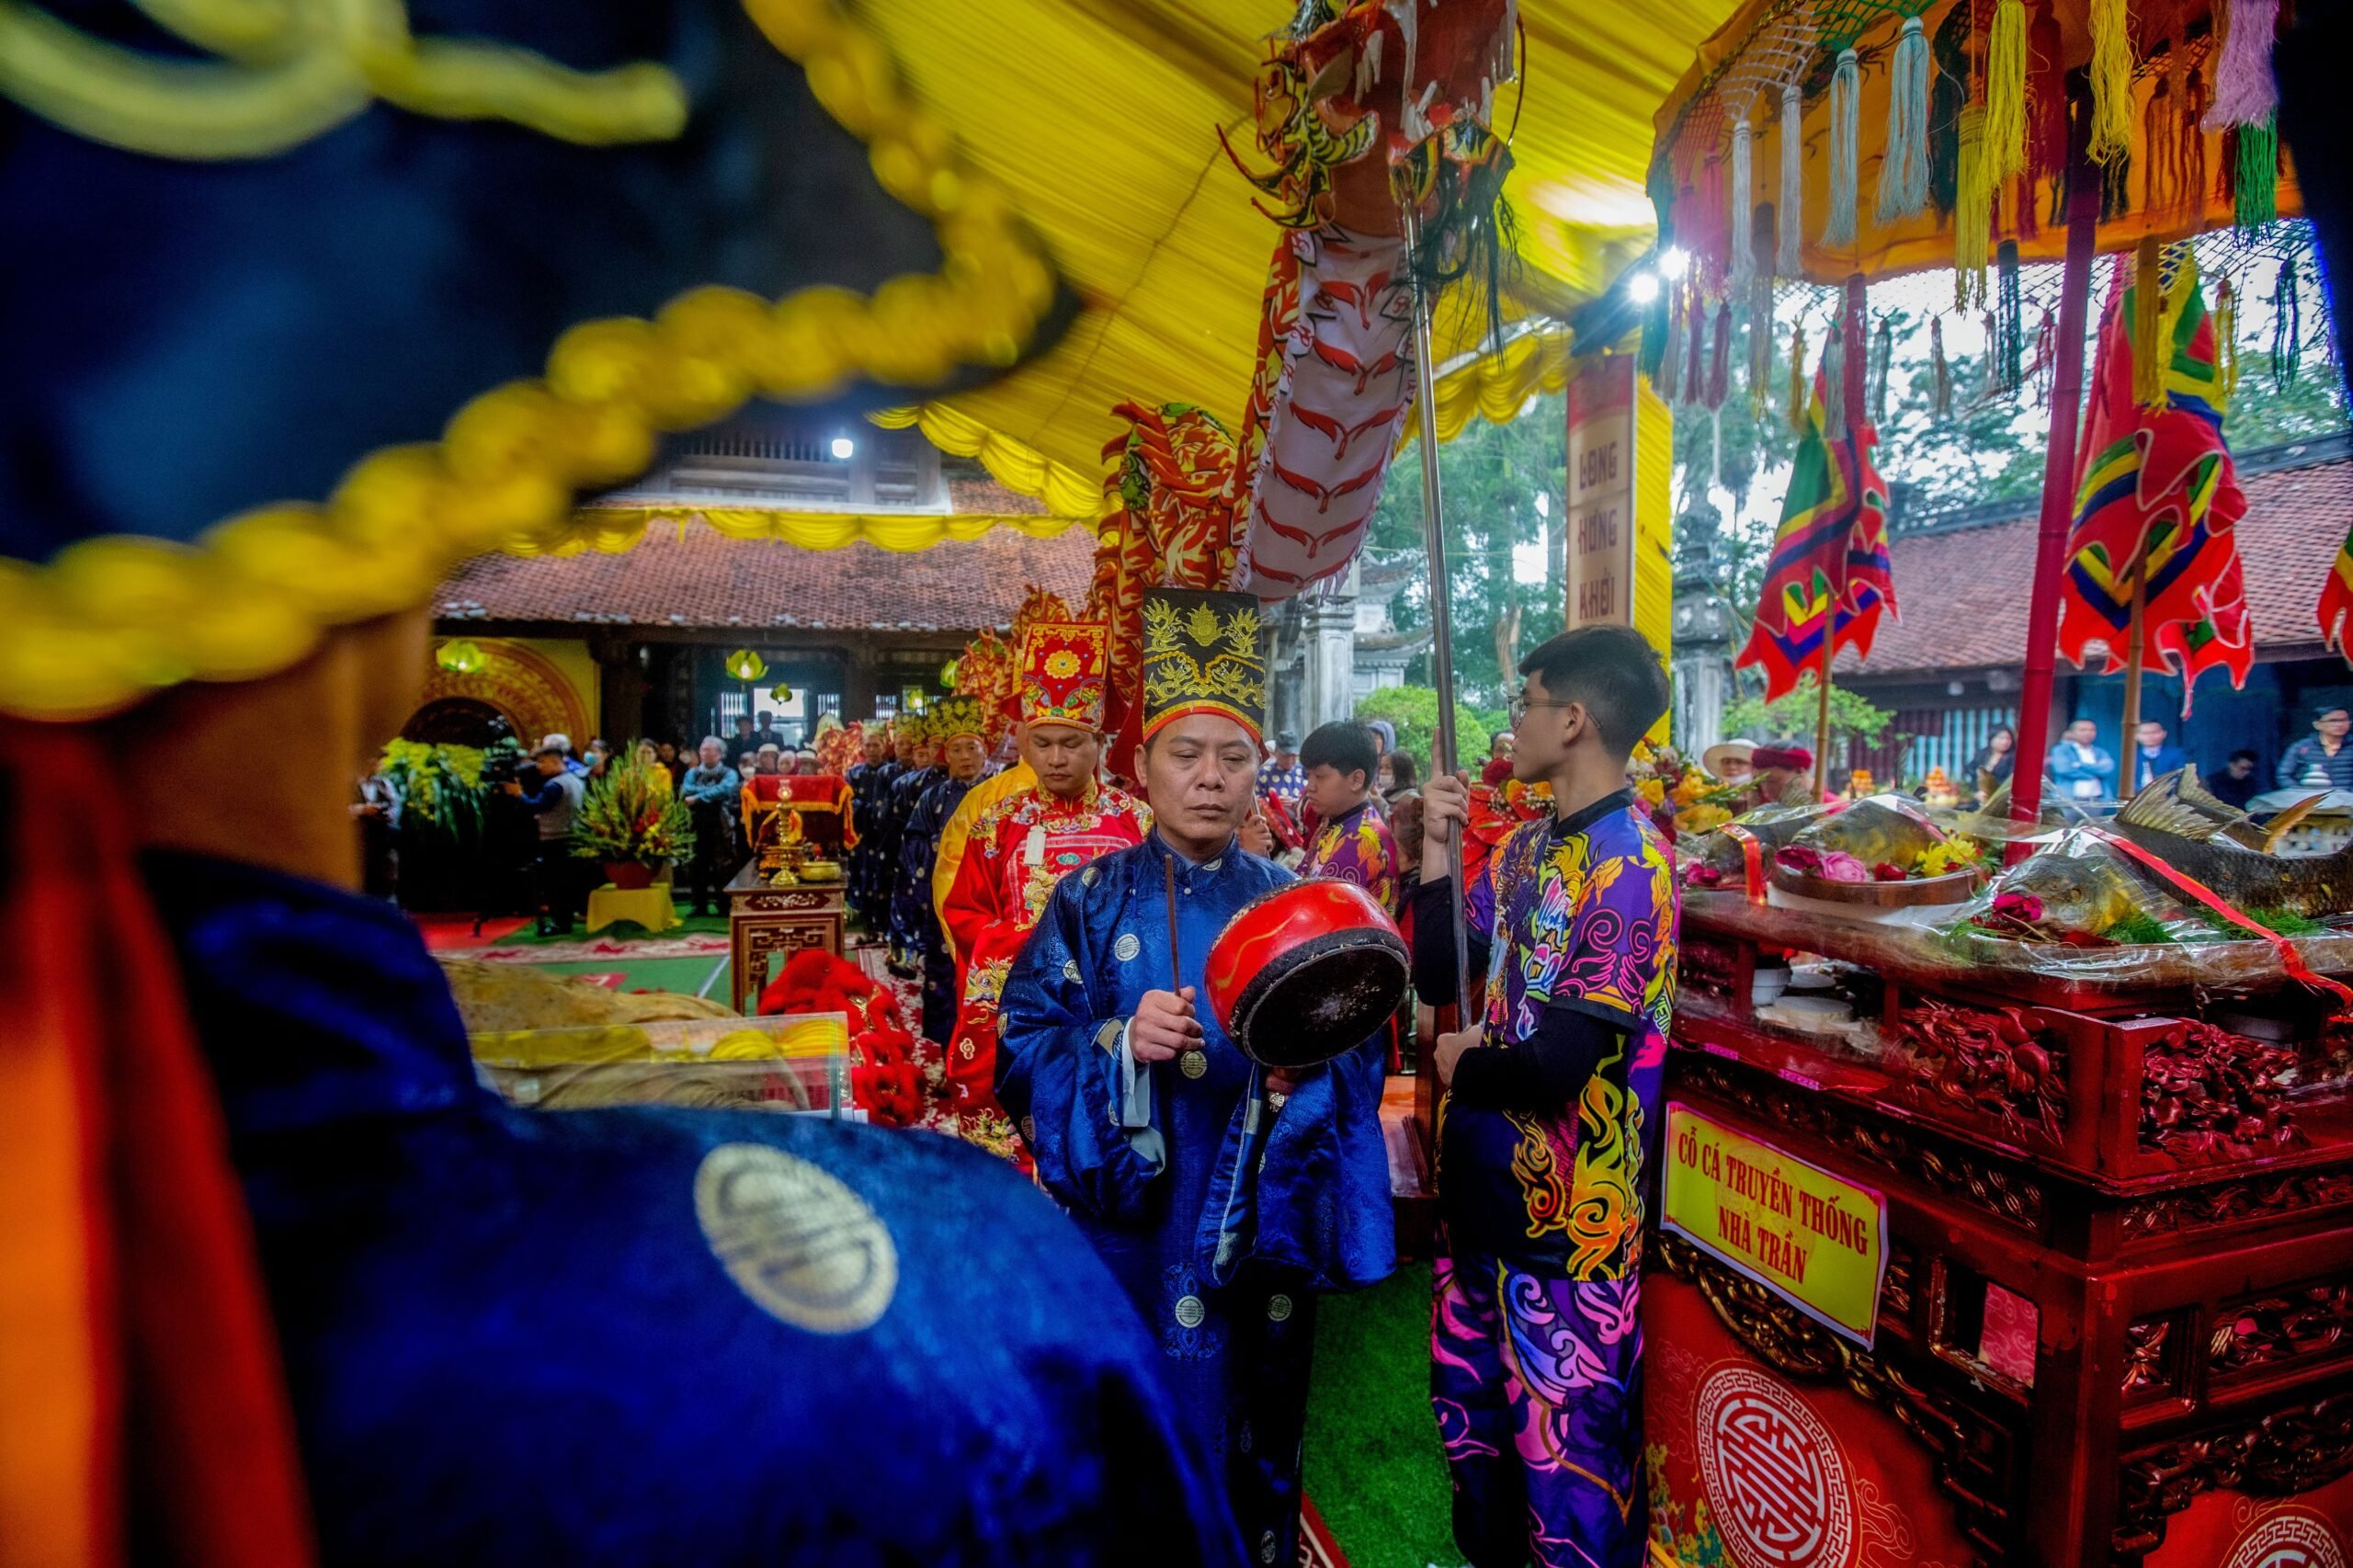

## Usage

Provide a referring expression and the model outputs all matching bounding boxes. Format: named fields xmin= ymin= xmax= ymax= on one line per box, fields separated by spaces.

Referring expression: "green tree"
xmin=1354 ymin=686 xmax=1491 ymax=779
xmin=1721 ymin=673 xmax=1896 ymax=749
xmin=1368 ymin=392 xmax=1565 ymax=707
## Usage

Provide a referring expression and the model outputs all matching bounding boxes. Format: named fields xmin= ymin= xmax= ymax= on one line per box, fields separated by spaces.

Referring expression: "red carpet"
xmin=1299 ymin=1496 xmax=1349 ymax=1568
xmin=411 ymin=914 xmax=529 ymax=950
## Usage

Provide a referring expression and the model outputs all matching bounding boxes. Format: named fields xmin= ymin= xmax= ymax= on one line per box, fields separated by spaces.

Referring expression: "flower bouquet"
xmin=572 ymin=750 xmax=691 ymax=888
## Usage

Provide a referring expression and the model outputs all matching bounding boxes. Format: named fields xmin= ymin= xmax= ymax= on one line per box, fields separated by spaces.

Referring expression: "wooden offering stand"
xmin=1651 ymin=891 xmax=2353 ymax=1567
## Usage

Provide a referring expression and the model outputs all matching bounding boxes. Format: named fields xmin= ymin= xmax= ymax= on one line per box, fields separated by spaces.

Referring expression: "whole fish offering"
xmin=1787 ymin=796 xmax=1951 ymax=871
xmin=2111 ymin=767 xmax=2353 ymax=922
xmin=1680 ymin=803 xmax=1823 ymax=886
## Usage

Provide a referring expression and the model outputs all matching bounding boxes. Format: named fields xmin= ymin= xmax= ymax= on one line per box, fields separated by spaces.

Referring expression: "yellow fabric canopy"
xmin=859 ymin=0 xmax=1736 ymax=510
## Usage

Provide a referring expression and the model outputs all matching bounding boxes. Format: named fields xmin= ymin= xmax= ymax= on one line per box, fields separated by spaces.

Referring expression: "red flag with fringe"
xmin=1734 ymin=364 xmax=1896 ymax=701
xmin=2058 ymin=249 xmax=2253 ymax=713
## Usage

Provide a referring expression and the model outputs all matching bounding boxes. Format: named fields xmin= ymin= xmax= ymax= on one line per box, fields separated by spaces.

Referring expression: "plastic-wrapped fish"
xmin=2113 ymin=768 xmax=2353 ymax=919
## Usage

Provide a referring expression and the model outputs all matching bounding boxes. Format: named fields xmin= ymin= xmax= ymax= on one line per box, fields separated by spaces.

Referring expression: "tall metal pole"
xmin=2008 ymin=94 xmax=2100 ymax=858
xmin=1405 ymin=210 xmax=1475 ymax=1026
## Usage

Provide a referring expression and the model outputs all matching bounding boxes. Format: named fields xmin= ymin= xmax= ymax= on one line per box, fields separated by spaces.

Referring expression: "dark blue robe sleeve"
xmin=995 ymin=873 xmax=1168 ymax=1224
xmin=1195 ymin=1031 xmax=1394 ymax=1294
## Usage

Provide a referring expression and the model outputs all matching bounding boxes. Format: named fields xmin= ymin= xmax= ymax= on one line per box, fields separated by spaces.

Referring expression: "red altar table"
xmin=1647 ymin=892 xmax=2353 ymax=1567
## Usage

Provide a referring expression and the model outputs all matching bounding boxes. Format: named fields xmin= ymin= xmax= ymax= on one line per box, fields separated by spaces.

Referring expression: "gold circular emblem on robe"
xmin=1267 ymin=1293 xmax=1293 ymax=1323
xmin=1174 ymin=1293 xmax=1207 ymax=1328
xmin=1179 ymin=1050 xmax=1208 ymax=1079
xmin=694 ymin=1142 xmax=897 ymax=1335
xmin=1114 ymin=932 xmax=1141 ymax=962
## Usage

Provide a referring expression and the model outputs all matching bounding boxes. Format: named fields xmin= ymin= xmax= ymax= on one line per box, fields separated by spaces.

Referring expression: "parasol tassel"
xmin=1985 ymin=0 xmax=2029 ymax=183
xmin=1931 ymin=313 xmax=1952 ymax=417
xmin=2033 ymin=305 xmax=2056 ymax=405
xmin=1869 ymin=312 xmax=1893 ymax=424
xmin=1825 ymin=47 xmax=1860 ymax=247
xmin=1778 ymin=82 xmax=1804 ymax=277
xmin=1997 ymin=239 xmax=2024 ymax=396
xmin=2204 ymin=0 xmax=2281 ymax=131
xmin=1749 ymin=290 xmax=1774 ymax=411
xmin=1729 ymin=114 xmax=1755 ymax=289
xmin=1954 ymin=104 xmax=1991 ymax=308
xmin=2233 ymin=118 xmax=2279 ymax=230
xmin=2027 ymin=0 xmax=2068 ymax=215
xmin=2087 ymin=0 xmax=2136 ymax=165
xmin=2131 ymin=235 xmax=2165 ymax=407
xmin=1823 ymin=323 xmax=1847 ymax=443
xmin=1980 ymin=309 xmax=2000 ymax=399
xmin=1709 ymin=301 xmax=1733 ymax=409
xmin=2215 ymin=277 xmax=2241 ymax=404
xmin=2269 ymin=253 xmax=2301 ymax=392
xmin=1660 ymin=282 xmax=1686 ymax=403
xmin=1683 ymin=291 xmax=1709 ymax=407
xmin=1876 ymin=16 xmax=1931 ymax=222
xmin=1788 ymin=319 xmax=1809 ymax=432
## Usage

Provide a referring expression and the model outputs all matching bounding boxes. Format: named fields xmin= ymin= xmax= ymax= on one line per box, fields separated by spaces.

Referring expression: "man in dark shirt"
xmin=2206 ymin=748 xmax=2264 ymax=809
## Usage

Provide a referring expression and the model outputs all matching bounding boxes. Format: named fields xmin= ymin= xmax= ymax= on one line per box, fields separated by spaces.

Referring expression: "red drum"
xmin=1204 ymin=879 xmax=1411 ymax=1070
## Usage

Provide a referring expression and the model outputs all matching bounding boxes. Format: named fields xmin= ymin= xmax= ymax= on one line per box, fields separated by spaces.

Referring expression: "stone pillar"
xmin=1298 ymin=562 xmax=1362 ymax=732
xmin=1670 ymin=564 xmax=1736 ymax=754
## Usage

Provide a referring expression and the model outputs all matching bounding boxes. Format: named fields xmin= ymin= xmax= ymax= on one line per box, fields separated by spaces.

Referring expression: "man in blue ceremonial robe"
xmin=904 ymin=695 xmax=995 ymax=1042
xmin=997 ymin=590 xmax=1397 ymax=1568
xmin=882 ymin=715 xmax=943 ymax=976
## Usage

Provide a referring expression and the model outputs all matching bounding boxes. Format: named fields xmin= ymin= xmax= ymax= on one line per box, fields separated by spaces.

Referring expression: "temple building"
xmin=418 ymin=411 xmax=1093 ymax=748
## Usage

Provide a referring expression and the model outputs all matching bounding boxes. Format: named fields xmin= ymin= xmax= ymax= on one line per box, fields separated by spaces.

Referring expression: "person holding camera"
xmin=509 ymin=744 xmax=587 ymax=936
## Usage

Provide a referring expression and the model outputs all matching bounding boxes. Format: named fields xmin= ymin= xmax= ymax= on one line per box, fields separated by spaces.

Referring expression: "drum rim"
xmin=1227 ymin=924 xmax=1410 ymax=1067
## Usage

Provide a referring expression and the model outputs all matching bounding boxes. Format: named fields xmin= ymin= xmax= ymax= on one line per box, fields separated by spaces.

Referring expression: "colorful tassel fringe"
xmin=1708 ymin=302 xmax=1733 ymax=410
xmin=1930 ymin=315 xmax=1952 ymax=418
xmin=2087 ymin=0 xmax=2136 ymax=165
xmin=1729 ymin=114 xmax=1755 ymax=289
xmin=1984 ymin=0 xmax=2028 ymax=184
xmin=1789 ymin=320 xmax=1809 ymax=432
xmin=1823 ymin=323 xmax=1847 ymax=443
xmin=1869 ymin=312 xmax=1893 ymax=424
xmin=2215 ymin=278 xmax=2241 ymax=405
xmin=2234 ymin=118 xmax=2279 ymax=230
xmin=1779 ymin=82 xmax=1804 ymax=278
xmin=1954 ymin=105 xmax=1990 ymax=308
xmin=1825 ymin=47 xmax=1861 ymax=247
xmin=2204 ymin=0 xmax=2281 ymax=131
xmin=2131 ymin=236 xmax=2165 ymax=407
xmin=1997 ymin=240 xmax=2024 ymax=397
xmin=1876 ymin=16 xmax=1932 ymax=222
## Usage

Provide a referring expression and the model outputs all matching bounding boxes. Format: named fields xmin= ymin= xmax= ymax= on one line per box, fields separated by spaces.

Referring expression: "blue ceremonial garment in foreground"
xmin=145 ymin=849 xmax=1241 ymax=1567
xmin=995 ymin=834 xmax=1395 ymax=1567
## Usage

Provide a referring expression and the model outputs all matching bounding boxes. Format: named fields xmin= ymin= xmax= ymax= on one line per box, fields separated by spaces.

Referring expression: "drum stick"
xmin=1163 ymin=855 xmax=1181 ymax=992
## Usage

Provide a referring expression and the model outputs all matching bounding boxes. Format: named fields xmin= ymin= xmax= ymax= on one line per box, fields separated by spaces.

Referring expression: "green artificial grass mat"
xmin=1304 ymin=1263 xmax=1460 ymax=1568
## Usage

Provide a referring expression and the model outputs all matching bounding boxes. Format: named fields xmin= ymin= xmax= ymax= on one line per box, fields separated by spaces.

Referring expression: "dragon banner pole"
xmin=1405 ymin=210 xmax=1475 ymax=1027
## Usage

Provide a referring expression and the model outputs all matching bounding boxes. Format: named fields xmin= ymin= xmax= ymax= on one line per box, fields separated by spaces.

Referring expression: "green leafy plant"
xmin=377 ymin=737 xmax=521 ymax=841
xmin=571 ymin=748 xmax=690 ymax=864
xmin=1354 ymin=687 xmax=1492 ymax=780
xmin=1721 ymin=673 xmax=1895 ymax=748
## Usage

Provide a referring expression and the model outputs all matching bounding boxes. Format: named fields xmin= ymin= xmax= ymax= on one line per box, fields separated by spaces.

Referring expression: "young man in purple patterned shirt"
xmin=1411 ymin=623 xmax=1678 ymax=1568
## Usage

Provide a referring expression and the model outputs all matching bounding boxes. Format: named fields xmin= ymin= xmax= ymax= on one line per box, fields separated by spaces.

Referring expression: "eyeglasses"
xmin=1507 ymin=695 xmax=1577 ymax=724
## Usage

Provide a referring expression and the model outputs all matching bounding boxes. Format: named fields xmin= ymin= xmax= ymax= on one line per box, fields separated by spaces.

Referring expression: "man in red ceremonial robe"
xmin=939 ymin=619 xmax=1148 ymax=1160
